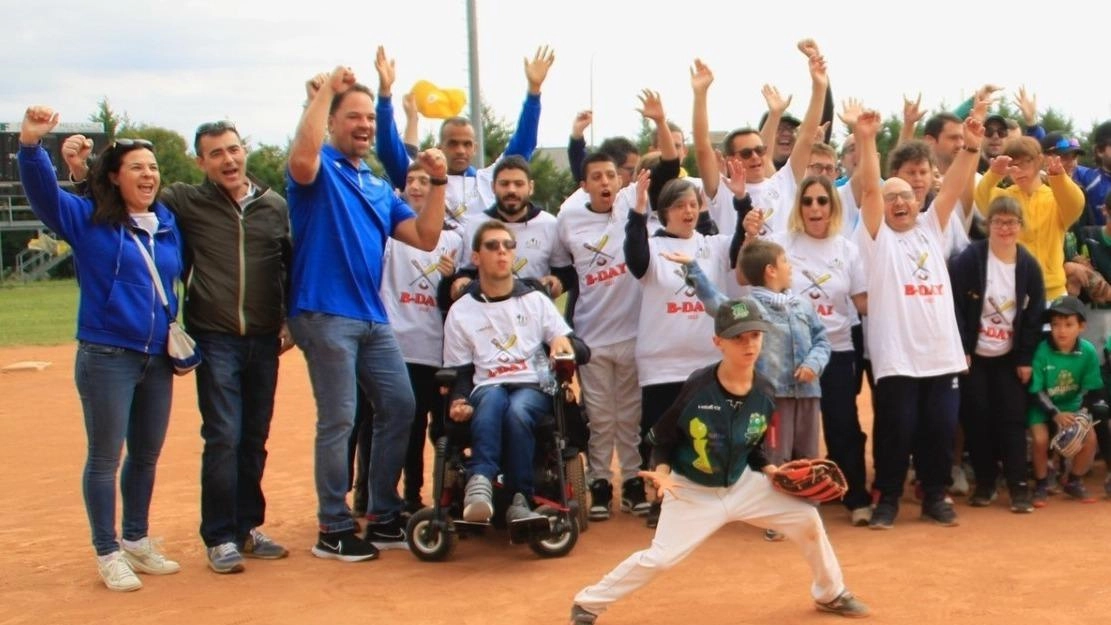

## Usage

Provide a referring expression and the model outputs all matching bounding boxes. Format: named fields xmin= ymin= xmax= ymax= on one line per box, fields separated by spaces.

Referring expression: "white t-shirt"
xmin=442 ymin=169 xmax=495 ymax=230
xmin=857 ymin=207 xmax=966 ymax=380
xmin=975 ymin=250 xmax=1018 ymax=357
xmin=461 ymin=210 xmax=563 ymax=281
xmin=380 ymin=228 xmax=467 ymax=366
xmin=746 ymin=166 xmax=798 ymax=238
xmin=555 ymin=204 xmax=641 ymax=348
xmin=772 ymin=232 xmax=865 ymax=352
xmin=130 ymin=212 xmax=159 ymax=236
xmin=634 ymin=232 xmax=732 ymax=386
xmin=443 ymin=288 xmax=572 ymax=390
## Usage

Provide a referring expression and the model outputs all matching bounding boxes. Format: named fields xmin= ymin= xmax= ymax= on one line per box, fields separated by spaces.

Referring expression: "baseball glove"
xmin=770 ymin=459 xmax=847 ymax=503
xmin=1051 ymin=410 xmax=1094 ymax=459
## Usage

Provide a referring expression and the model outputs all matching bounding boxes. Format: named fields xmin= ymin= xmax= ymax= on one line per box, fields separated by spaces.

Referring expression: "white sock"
xmin=121 ymin=537 xmax=146 ymax=550
xmin=97 ymin=551 xmax=119 ymax=564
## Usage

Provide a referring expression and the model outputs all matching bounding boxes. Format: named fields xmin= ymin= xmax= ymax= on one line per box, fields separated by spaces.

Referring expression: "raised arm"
xmin=786 ymin=42 xmax=829 ymax=182
xmin=759 ymin=84 xmax=789 ymax=176
xmin=373 ymin=46 xmax=413 ymax=189
xmin=17 ymin=106 xmax=91 ymax=239
xmin=931 ymin=100 xmax=987 ymax=230
xmin=289 ymin=66 xmax=354 ymax=186
xmin=391 ymin=149 xmax=449 ymax=251
xmin=690 ymin=58 xmax=720 ymax=199
xmin=1045 ymin=154 xmax=1085 ymax=228
xmin=401 ymin=92 xmax=420 ymax=155
xmin=503 ymin=46 xmax=555 ymax=160
xmin=854 ymin=110 xmax=884 ymax=240
xmin=624 ymin=170 xmax=652 ymax=279
xmin=568 ymin=110 xmax=591 ymax=183
xmin=898 ymin=93 xmax=925 ymax=146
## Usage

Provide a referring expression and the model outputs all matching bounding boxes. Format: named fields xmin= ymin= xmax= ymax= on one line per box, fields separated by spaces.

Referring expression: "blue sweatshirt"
xmin=17 ymin=144 xmax=184 ymax=354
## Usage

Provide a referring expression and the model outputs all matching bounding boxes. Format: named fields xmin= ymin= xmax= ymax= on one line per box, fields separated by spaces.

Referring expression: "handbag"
xmin=129 ymin=230 xmax=202 ymax=375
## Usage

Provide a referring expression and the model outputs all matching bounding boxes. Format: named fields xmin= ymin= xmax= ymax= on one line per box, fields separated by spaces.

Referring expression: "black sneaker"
xmin=921 ymin=497 xmax=959 ymax=527
xmin=1009 ymin=484 xmax=1034 ymax=513
xmin=311 ymin=529 xmax=379 ymax=562
xmin=588 ymin=479 xmax=612 ymax=521
xmin=967 ymin=485 xmax=997 ymax=507
xmin=621 ymin=477 xmax=651 ymax=516
xmin=645 ymin=501 xmax=661 ymax=529
xmin=364 ymin=517 xmax=408 ymax=551
xmin=868 ymin=501 xmax=897 ymax=530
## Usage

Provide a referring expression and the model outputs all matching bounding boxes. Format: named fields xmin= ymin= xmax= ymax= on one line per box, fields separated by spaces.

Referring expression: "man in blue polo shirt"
xmin=286 ymin=65 xmax=448 ymax=562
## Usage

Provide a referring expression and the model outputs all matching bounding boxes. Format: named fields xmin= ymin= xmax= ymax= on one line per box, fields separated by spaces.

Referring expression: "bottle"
xmin=531 ymin=348 xmax=558 ymax=395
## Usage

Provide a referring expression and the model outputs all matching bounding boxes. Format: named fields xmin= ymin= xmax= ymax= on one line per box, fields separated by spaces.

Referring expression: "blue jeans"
xmin=288 ymin=313 xmax=414 ymax=532
xmin=469 ymin=384 xmax=550 ymax=499
xmin=75 ymin=342 xmax=173 ymax=556
xmin=193 ymin=331 xmax=280 ymax=547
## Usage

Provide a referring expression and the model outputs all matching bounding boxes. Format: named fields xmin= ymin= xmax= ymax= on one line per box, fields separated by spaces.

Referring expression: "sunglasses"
xmin=984 ymin=127 xmax=1008 ymax=138
xmin=883 ymin=191 xmax=915 ymax=203
xmin=481 ymin=238 xmax=517 ymax=252
xmin=801 ymin=195 xmax=830 ymax=207
xmin=112 ymin=138 xmax=154 ymax=150
xmin=734 ymin=145 xmax=767 ymax=159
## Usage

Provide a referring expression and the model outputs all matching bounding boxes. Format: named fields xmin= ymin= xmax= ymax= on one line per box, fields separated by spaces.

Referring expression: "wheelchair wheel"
xmin=528 ymin=506 xmax=578 ymax=558
xmin=407 ymin=508 xmax=456 ymax=562
xmin=565 ymin=453 xmax=589 ymax=533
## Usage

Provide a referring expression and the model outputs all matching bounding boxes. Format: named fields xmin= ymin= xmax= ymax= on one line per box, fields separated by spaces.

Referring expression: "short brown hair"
xmin=986 ymin=196 xmax=1024 ymax=225
xmin=1003 ymin=136 xmax=1042 ymax=161
xmin=739 ymin=238 xmax=784 ymax=287
xmin=471 ymin=220 xmax=514 ymax=251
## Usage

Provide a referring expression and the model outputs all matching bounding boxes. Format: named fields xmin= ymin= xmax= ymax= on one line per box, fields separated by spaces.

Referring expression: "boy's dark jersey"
xmin=649 ymin=363 xmax=774 ymax=487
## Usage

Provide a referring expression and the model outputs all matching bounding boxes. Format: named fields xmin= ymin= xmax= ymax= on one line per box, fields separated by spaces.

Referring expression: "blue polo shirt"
xmin=287 ymin=144 xmax=416 ymax=322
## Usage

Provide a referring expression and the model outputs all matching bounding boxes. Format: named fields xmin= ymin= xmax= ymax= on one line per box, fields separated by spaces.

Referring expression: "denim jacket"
xmin=683 ymin=261 xmax=831 ymax=398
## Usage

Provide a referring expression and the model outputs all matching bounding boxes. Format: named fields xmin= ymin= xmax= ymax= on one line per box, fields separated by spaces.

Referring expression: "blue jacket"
xmin=683 ymin=262 xmax=831 ymax=398
xmin=18 ymin=144 xmax=184 ymax=354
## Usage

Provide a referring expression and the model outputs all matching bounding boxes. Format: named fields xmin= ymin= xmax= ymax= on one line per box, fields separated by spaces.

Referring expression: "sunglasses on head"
xmin=481 ymin=238 xmax=517 ymax=252
xmin=112 ymin=138 xmax=154 ymax=150
xmin=801 ymin=195 xmax=830 ymax=207
xmin=984 ymin=126 xmax=1008 ymax=138
xmin=735 ymin=145 xmax=767 ymax=159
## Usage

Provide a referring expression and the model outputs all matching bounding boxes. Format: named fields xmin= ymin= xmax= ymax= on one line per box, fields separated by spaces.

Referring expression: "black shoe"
xmin=622 ymin=477 xmax=651 ymax=516
xmin=311 ymin=529 xmax=378 ymax=562
xmin=868 ymin=501 xmax=897 ymax=530
xmin=1009 ymin=484 xmax=1034 ymax=513
xmin=645 ymin=501 xmax=661 ymax=529
xmin=921 ymin=497 xmax=959 ymax=527
xmin=968 ymin=485 xmax=997 ymax=507
xmin=364 ymin=517 xmax=407 ymax=551
xmin=588 ymin=479 xmax=612 ymax=521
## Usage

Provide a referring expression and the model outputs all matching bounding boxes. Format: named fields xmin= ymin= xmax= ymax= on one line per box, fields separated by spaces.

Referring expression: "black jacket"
xmin=949 ymin=240 xmax=1045 ymax=365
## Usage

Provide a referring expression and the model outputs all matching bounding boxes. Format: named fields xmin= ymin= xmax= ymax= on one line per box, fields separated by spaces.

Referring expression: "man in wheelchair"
xmin=442 ymin=220 xmax=580 ymax=530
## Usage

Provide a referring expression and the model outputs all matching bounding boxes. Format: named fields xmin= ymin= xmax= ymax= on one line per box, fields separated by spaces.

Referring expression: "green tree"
xmin=529 ymin=152 xmax=576 ymax=212
xmin=481 ymin=103 xmax=511 ymax=164
xmin=246 ymin=142 xmax=289 ymax=196
xmin=88 ymin=97 xmax=129 ymax=140
xmin=876 ymin=113 xmax=904 ymax=175
xmin=118 ymin=125 xmax=202 ymax=186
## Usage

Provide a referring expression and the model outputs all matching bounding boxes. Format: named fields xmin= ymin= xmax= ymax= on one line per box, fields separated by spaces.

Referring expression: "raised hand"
xmin=305 ymin=72 xmax=329 ymax=101
xmin=970 ymin=97 xmax=990 ymax=122
xmin=525 ymin=45 xmax=556 ymax=94
xmin=636 ymin=89 xmax=665 ymax=123
xmin=402 ymin=92 xmax=418 ymax=119
xmin=974 ymin=83 xmax=1003 ymax=105
xmin=723 ymin=158 xmax=747 ymax=198
xmin=61 ymin=134 xmax=93 ymax=179
xmin=838 ymin=97 xmax=863 ymax=129
xmin=329 ymin=65 xmax=356 ymax=95
xmin=634 ymin=168 xmax=650 ymax=214
xmin=808 ymin=53 xmax=828 ymax=87
xmin=762 ymin=84 xmax=792 ymax=116
xmin=416 ymin=147 xmax=448 ymax=178
xmin=1015 ymin=86 xmax=1037 ymax=126
xmin=962 ymin=116 xmax=985 ymax=150
xmin=853 ymin=109 xmax=882 ymax=141
xmin=903 ymin=93 xmax=925 ymax=126
xmin=796 ymin=38 xmax=821 ymax=58
xmin=1045 ymin=154 xmax=1066 ymax=176
xmin=989 ymin=154 xmax=1013 ymax=177
xmin=689 ymin=58 xmax=714 ymax=93
xmin=374 ymin=45 xmax=396 ymax=96
xmin=571 ymin=110 xmax=592 ymax=139
xmin=20 ymin=106 xmax=59 ymax=145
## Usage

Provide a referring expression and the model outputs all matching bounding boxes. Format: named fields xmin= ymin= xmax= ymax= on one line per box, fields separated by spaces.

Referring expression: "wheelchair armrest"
xmin=436 ymin=368 xmax=458 ymax=391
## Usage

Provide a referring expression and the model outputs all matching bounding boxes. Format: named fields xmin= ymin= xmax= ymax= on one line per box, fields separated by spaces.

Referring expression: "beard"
xmin=495 ymin=196 xmax=529 ymax=216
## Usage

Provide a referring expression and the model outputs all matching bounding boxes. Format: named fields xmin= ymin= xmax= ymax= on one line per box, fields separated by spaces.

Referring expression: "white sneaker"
xmin=948 ymin=465 xmax=970 ymax=496
xmin=850 ymin=507 xmax=872 ymax=527
xmin=97 ymin=551 xmax=142 ymax=592
xmin=121 ymin=537 xmax=181 ymax=575
xmin=463 ymin=474 xmax=494 ymax=522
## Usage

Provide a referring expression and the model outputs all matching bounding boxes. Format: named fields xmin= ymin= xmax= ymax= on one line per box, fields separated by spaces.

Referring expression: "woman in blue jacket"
xmin=18 ymin=106 xmax=184 ymax=591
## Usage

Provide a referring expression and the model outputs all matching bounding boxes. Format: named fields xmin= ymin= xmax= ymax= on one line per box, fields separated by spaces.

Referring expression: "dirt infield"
xmin=2 ymin=343 xmax=1109 ymax=625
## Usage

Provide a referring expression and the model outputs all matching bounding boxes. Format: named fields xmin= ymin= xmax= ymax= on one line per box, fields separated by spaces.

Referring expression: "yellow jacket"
xmin=975 ymin=171 xmax=1084 ymax=299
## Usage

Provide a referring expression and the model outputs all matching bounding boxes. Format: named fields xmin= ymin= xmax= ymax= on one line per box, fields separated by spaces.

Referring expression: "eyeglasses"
xmin=196 ymin=120 xmax=237 ymax=136
xmin=883 ymin=191 xmax=915 ymax=203
xmin=807 ymin=163 xmax=838 ymax=176
xmin=984 ymin=126 xmax=1008 ymax=139
xmin=481 ymin=238 xmax=517 ymax=252
xmin=801 ymin=195 xmax=830 ymax=207
xmin=990 ymin=218 xmax=1022 ymax=229
xmin=112 ymin=138 xmax=154 ymax=150
xmin=734 ymin=145 xmax=767 ymax=159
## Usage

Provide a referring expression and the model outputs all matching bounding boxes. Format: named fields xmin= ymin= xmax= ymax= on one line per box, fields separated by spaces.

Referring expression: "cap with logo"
xmin=714 ymin=298 xmax=773 ymax=338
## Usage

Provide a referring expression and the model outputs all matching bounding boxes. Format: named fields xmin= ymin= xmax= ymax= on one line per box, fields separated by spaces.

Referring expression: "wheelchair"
xmin=406 ymin=353 xmax=590 ymax=561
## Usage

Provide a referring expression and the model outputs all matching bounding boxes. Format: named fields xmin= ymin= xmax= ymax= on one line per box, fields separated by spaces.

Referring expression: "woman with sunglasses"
xmin=18 ymin=106 xmax=184 ymax=591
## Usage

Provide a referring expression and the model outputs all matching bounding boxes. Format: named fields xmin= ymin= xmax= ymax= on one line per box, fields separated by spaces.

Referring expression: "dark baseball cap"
xmin=1045 ymin=295 xmax=1087 ymax=322
xmin=758 ymin=111 xmax=801 ymax=129
xmin=715 ymin=298 xmax=772 ymax=338
xmin=1041 ymin=131 xmax=1085 ymax=155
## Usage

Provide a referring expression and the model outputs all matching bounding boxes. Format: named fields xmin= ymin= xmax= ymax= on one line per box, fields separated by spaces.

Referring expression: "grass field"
xmin=0 ymin=279 xmax=78 ymax=346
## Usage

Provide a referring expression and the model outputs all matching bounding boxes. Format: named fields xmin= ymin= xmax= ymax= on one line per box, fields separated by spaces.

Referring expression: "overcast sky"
xmin=7 ymin=0 xmax=1111 ymax=155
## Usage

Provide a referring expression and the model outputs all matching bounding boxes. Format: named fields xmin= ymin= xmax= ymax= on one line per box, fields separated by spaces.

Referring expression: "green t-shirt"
xmin=1027 ymin=338 xmax=1103 ymax=419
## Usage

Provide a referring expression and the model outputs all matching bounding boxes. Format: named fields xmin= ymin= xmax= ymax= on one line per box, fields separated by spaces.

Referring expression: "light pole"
xmin=466 ymin=0 xmax=484 ymax=168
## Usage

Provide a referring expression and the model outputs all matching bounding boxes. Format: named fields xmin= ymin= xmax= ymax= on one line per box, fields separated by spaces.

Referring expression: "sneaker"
xmin=763 ymin=528 xmax=785 ymax=542
xmin=849 ymin=507 xmax=872 ymax=527
xmin=463 ymin=474 xmax=494 ymax=522
xmin=1032 ymin=481 xmax=1049 ymax=508
xmin=506 ymin=493 xmax=546 ymax=525
xmin=569 ymin=604 xmax=598 ymax=625
xmin=645 ymin=501 xmax=661 ymax=529
xmin=97 ymin=551 xmax=142 ymax=592
xmin=1063 ymin=477 xmax=1097 ymax=503
xmin=621 ymin=477 xmax=651 ymax=516
xmin=1046 ymin=466 xmax=1062 ymax=494
xmin=967 ymin=485 xmax=997 ymax=507
xmin=206 ymin=542 xmax=245 ymax=574
xmin=921 ymin=498 xmax=959 ymax=527
xmin=948 ymin=465 xmax=970 ymax=496
xmin=589 ymin=479 xmax=612 ymax=521
xmin=869 ymin=501 xmax=897 ymax=530
xmin=1009 ymin=484 xmax=1034 ymax=513
xmin=364 ymin=517 xmax=408 ymax=550
xmin=404 ymin=498 xmax=425 ymax=515
xmin=815 ymin=590 xmax=871 ymax=618
xmin=311 ymin=529 xmax=378 ymax=562
xmin=242 ymin=528 xmax=288 ymax=560
xmin=120 ymin=537 xmax=181 ymax=575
